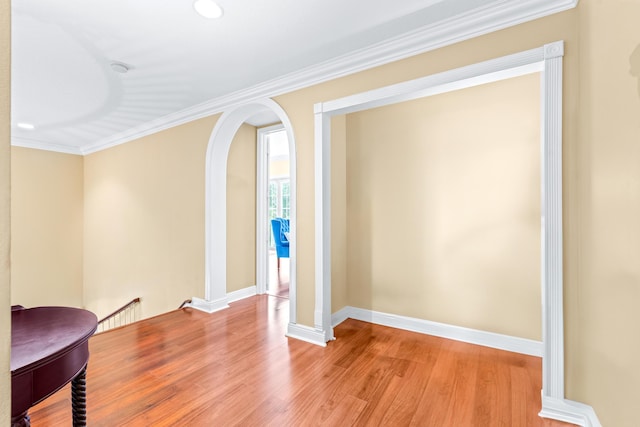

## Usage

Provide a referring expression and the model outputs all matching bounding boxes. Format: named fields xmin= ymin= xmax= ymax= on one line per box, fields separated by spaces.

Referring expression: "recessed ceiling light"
xmin=17 ymin=122 xmax=35 ymax=130
xmin=193 ymin=0 xmax=223 ymax=19
xmin=110 ymin=62 xmax=130 ymax=74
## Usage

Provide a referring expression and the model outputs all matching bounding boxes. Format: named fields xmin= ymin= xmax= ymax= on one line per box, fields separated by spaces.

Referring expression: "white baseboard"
xmin=286 ymin=323 xmax=328 ymax=347
xmin=188 ymin=296 xmax=229 ymax=314
xmin=540 ymin=396 xmax=602 ymax=427
xmin=332 ymin=306 xmax=351 ymax=327
xmin=227 ymin=285 xmax=257 ymax=303
xmin=188 ymin=286 xmax=256 ymax=313
xmin=332 ymin=306 xmax=543 ymax=357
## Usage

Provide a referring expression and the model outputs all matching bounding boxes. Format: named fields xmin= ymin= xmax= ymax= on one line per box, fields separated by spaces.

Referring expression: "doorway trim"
xmin=192 ymin=98 xmax=298 ymax=326
xmin=256 ymin=123 xmax=289 ymax=296
xmin=313 ymin=41 xmax=595 ymax=426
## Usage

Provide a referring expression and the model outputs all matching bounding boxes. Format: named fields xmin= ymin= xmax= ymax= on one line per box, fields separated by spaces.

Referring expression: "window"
xmin=268 ymin=181 xmax=278 ymax=221
xmin=268 ymin=178 xmax=290 ymax=247
xmin=281 ymin=181 xmax=290 ymax=219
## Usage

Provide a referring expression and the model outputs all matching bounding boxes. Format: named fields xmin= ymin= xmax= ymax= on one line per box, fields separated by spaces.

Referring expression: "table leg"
xmin=71 ymin=365 xmax=87 ymax=427
xmin=10 ymin=412 xmax=30 ymax=427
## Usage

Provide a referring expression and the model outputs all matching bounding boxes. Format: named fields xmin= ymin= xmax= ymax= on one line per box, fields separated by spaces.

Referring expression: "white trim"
xmin=11 ymin=136 xmax=83 ymax=155
xmin=188 ymin=286 xmax=256 ymax=311
xmin=313 ymin=105 xmax=332 ymax=341
xmin=540 ymin=39 xmax=565 ymax=402
xmin=227 ymin=285 xmax=257 ymax=303
xmin=539 ymin=397 xmax=602 ymax=427
xmin=188 ymin=296 xmax=229 ymax=314
xmin=285 ymin=323 xmax=327 ymax=347
xmin=257 ymin=123 xmax=291 ymax=295
xmin=332 ymin=307 xmax=543 ymax=357
xmin=203 ymin=98 xmax=298 ymax=326
xmin=14 ymin=0 xmax=577 ymax=156
xmin=318 ymin=49 xmax=546 ymax=118
xmin=314 ymin=42 xmax=559 ymax=339
xmin=322 ymin=62 xmax=544 ymax=117
xmin=313 ymin=40 xmax=597 ymax=425
xmin=256 ymin=125 xmax=282 ymax=295
xmin=331 ymin=306 xmax=351 ymax=328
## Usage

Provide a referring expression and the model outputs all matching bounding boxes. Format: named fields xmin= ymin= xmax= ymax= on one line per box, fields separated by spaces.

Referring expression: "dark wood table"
xmin=11 ymin=306 xmax=98 ymax=427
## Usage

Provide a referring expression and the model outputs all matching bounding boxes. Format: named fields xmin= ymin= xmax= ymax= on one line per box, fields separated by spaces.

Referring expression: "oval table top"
xmin=11 ymin=306 xmax=98 ymax=376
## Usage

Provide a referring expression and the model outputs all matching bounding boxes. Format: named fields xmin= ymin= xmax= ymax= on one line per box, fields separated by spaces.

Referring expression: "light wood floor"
xmin=30 ymin=296 xmax=574 ymax=426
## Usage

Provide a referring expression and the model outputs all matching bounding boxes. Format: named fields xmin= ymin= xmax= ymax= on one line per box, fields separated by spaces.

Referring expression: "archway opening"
xmin=190 ymin=98 xmax=298 ymax=327
xmin=314 ymin=42 xmax=570 ymax=421
xmin=257 ymin=123 xmax=291 ymax=300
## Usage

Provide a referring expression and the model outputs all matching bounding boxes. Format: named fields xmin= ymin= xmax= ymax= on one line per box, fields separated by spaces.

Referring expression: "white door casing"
xmin=313 ymin=42 xmax=599 ymax=426
xmin=256 ymin=123 xmax=289 ymax=295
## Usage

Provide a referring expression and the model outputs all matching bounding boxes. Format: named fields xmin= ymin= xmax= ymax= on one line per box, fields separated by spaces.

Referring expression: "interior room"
xmin=2 ymin=1 xmax=640 ymax=426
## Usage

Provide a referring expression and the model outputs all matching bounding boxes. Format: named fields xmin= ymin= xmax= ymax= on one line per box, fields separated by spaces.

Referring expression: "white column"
xmin=314 ymin=103 xmax=334 ymax=341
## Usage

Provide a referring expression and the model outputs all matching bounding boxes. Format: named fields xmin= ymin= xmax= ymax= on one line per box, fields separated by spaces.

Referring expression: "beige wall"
xmin=7 ymin=2 xmax=640 ymax=424
xmin=331 ymin=115 xmax=348 ymax=313
xmin=0 ymin=0 xmax=10 ymax=422
xmin=11 ymin=147 xmax=84 ymax=307
xmin=270 ymin=4 xmax=640 ymax=424
xmin=345 ymin=74 xmax=540 ymax=340
xmin=573 ymin=1 xmax=640 ymax=424
xmin=226 ymin=123 xmax=256 ymax=293
xmin=83 ymin=116 xmax=218 ymax=319
xmin=274 ymin=10 xmax=578 ymax=329
xmin=269 ymin=158 xmax=289 ymax=178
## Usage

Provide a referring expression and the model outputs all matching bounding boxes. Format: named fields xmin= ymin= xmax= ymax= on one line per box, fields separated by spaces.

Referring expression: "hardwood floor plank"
xmin=319 ymin=394 xmax=369 ymax=426
xmin=355 ymin=369 xmax=409 ymax=426
xmin=439 ymin=342 xmax=480 ymax=426
xmin=409 ymin=340 xmax=463 ymax=426
xmin=379 ymin=360 xmax=436 ymax=426
xmin=28 ymin=296 xmax=575 ymax=426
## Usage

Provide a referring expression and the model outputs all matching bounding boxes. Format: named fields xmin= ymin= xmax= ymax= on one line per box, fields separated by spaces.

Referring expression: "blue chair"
xmin=271 ymin=218 xmax=290 ymax=269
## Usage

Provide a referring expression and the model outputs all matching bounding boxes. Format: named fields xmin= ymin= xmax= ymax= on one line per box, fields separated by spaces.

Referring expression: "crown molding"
xmin=15 ymin=0 xmax=579 ymax=155
xmin=11 ymin=135 xmax=83 ymax=155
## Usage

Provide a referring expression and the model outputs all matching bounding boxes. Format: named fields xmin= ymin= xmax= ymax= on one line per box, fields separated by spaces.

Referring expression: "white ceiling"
xmin=10 ymin=0 xmax=576 ymax=155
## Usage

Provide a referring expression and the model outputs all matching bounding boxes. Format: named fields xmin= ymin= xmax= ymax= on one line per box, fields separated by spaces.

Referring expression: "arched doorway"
xmin=191 ymin=98 xmax=298 ymax=327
